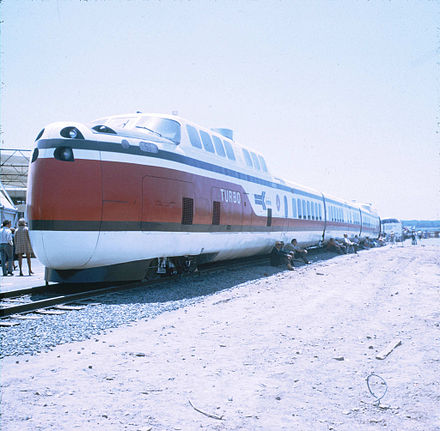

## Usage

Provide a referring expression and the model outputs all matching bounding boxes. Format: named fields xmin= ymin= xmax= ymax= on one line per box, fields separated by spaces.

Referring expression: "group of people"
xmin=270 ymin=233 xmax=388 ymax=270
xmin=270 ymin=238 xmax=310 ymax=271
xmin=0 ymin=218 xmax=34 ymax=277
xmin=326 ymin=234 xmax=386 ymax=255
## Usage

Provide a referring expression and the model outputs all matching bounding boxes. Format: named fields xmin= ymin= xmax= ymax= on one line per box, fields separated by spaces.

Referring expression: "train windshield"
xmin=382 ymin=219 xmax=400 ymax=224
xmin=135 ymin=116 xmax=181 ymax=144
xmin=90 ymin=116 xmax=138 ymax=129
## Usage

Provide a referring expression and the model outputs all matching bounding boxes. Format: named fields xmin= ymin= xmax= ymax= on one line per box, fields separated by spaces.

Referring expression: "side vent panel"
xmin=182 ymin=197 xmax=194 ymax=225
xmin=212 ymin=201 xmax=220 ymax=225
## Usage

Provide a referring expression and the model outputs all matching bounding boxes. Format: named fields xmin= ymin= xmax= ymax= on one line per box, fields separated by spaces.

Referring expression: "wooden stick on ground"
xmin=376 ymin=339 xmax=402 ymax=360
xmin=188 ymin=399 xmax=224 ymax=420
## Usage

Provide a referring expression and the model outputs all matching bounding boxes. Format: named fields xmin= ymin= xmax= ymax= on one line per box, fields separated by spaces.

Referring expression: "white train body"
xmin=381 ymin=218 xmax=403 ymax=241
xmin=27 ymin=113 xmax=381 ymax=282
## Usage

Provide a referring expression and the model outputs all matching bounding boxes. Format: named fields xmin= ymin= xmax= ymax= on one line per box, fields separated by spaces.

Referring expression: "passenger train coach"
xmin=27 ymin=113 xmax=381 ymax=282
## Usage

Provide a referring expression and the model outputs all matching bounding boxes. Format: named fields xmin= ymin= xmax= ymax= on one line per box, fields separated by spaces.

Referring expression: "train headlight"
xmin=139 ymin=141 xmax=159 ymax=153
xmin=60 ymin=127 xmax=84 ymax=139
xmin=54 ymin=146 xmax=74 ymax=162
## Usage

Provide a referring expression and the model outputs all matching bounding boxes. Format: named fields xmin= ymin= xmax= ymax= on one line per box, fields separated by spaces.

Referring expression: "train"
xmin=26 ymin=112 xmax=381 ymax=282
xmin=380 ymin=218 xmax=403 ymax=241
xmin=1 ymin=183 xmax=18 ymax=227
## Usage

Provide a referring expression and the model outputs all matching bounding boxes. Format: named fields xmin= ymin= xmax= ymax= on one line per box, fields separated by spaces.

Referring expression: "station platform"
xmin=0 ymin=258 xmax=47 ymax=294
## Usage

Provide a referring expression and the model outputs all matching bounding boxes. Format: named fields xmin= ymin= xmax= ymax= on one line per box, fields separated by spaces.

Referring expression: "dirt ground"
xmin=1 ymin=239 xmax=439 ymax=430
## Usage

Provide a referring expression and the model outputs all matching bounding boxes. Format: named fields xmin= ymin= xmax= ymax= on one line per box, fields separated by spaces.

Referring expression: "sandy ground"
xmin=1 ymin=240 xmax=439 ymax=431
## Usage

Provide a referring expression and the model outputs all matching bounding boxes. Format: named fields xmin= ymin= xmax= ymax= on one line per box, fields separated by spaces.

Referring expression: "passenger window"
xmin=212 ymin=136 xmax=226 ymax=157
xmin=258 ymin=155 xmax=268 ymax=172
xmin=242 ymin=149 xmax=253 ymax=168
xmin=223 ymin=140 xmax=236 ymax=160
xmin=292 ymin=199 xmax=297 ymax=218
xmin=186 ymin=125 xmax=202 ymax=149
xmin=200 ymin=130 xmax=215 ymax=153
xmin=251 ymin=152 xmax=261 ymax=170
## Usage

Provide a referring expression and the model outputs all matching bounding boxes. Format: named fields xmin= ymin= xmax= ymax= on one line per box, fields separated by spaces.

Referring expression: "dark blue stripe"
xmin=37 ymin=138 xmax=368 ymax=212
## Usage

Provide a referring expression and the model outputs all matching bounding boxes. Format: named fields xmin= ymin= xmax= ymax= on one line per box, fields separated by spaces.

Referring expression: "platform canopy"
xmin=0 ymin=148 xmax=32 ymax=202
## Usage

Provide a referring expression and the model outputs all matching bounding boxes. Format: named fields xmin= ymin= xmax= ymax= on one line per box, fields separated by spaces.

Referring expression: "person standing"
xmin=0 ymin=220 xmax=14 ymax=276
xmin=14 ymin=218 xmax=34 ymax=276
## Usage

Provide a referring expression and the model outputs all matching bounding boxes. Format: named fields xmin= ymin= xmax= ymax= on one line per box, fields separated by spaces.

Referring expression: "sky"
xmin=1 ymin=0 xmax=439 ymax=220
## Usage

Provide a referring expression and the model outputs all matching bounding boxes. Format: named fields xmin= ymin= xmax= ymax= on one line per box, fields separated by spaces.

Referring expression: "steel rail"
xmin=0 ymin=254 xmax=271 ymax=319
xmin=0 ymin=285 xmax=50 ymax=300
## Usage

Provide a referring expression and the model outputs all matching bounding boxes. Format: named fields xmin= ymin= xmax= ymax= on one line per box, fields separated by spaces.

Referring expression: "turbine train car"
xmin=380 ymin=218 xmax=403 ymax=241
xmin=27 ymin=113 xmax=381 ymax=282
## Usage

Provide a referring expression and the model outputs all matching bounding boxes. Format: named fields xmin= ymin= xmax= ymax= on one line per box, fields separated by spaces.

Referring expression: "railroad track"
xmin=0 ymin=254 xmax=270 ymax=325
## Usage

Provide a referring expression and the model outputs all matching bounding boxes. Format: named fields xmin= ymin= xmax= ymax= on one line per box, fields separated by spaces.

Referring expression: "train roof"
xmin=91 ymin=112 xmax=271 ymax=172
xmin=90 ymin=113 xmax=379 ymax=216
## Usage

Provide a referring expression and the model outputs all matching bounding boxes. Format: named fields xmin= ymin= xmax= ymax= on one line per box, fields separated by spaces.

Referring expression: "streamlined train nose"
xmin=27 ymin=147 xmax=103 ymax=269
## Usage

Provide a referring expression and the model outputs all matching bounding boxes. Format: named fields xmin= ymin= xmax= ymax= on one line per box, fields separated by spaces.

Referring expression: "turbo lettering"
xmin=220 ymin=189 xmax=241 ymax=204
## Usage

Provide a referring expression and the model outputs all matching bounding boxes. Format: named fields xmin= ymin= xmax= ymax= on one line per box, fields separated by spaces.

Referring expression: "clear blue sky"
xmin=1 ymin=0 xmax=439 ymax=220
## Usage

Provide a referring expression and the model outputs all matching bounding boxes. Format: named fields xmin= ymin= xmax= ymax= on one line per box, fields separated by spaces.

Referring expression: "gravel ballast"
xmin=1 ymin=240 xmax=439 ymax=431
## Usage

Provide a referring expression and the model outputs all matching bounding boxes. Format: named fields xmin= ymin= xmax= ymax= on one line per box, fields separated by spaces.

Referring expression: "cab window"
xmin=212 ymin=135 xmax=226 ymax=157
xmin=223 ymin=140 xmax=236 ymax=160
xmin=258 ymin=155 xmax=268 ymax=172
xmin=242 ymin=149 xmax=253 ymax=168
xmin=200 ymin=130 xmax=215 ymax=153
xmin=186 ymin=125 xmax=202 ymax=149
xmin=250 ymin=152 xmax=261 ymax=170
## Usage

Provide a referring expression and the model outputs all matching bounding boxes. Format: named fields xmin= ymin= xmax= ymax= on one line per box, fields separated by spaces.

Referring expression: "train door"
xmin=210 ymin=186 xmax=243 ymax=230
xmin=141 ymin=175 xmax=193 ymax=230
xmin=101 ymin=163 xmax=141 ymax=231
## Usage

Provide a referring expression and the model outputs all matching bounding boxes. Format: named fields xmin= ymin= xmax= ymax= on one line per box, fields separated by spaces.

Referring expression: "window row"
xmin=363 ymin=215 xmax=378 ymax=229
xmin=187 ymin=124 xmax=235 ymax=160
xmin=186 ymin=124 xmax=268 ymax=173
xmin=292 ymin=198 xmax=323 ymax=221
xmin=241 ymin=148 xmax=268 ymax=173
xmin=328 ymin=205 xmax=361 ymax=224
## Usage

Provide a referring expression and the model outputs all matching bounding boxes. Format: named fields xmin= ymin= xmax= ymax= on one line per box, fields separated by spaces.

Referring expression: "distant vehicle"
xmin=0 ymin=181 xmax=18 ymax=226
xmin=381 ymin=218 xmax=403 ymax=241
